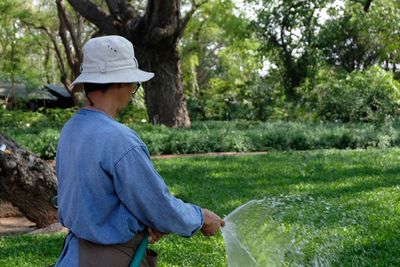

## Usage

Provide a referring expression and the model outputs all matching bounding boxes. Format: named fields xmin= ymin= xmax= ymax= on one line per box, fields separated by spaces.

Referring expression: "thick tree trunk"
xmin=0 ymin=133 xmax=58 ymax=228
xmin=66 ymin=0 xmax=198 ymax=128
xmin=0 ymin=200 xmax=22 ymax=217
xmin=136 ymin=46 xmax=190 ymax=127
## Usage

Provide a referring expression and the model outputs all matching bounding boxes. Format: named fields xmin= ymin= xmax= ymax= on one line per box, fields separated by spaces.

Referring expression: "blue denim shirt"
xmin=55 ymin=109 xmax=203 ymax=266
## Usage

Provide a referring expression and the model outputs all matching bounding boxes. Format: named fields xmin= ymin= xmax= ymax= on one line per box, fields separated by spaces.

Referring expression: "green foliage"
xmin=0 ymin=108 xmax=75 ymax=159
xmin=181 ymin=0 xmax=263 ymax=121
xmin=117 ymin=92 xmax=149 ymax=123
xmin=250 ymin=0 xmax=326 ymax=99
xmin=5 ymin=109 xmax=400 ymax=159
xmin=1 ymin=0 xmax=399 ymax=124
xmin=0 ymin=0 xmax=55 ymax=91
xmin=2 ymin=0 xmax=399 ymax=124
xmin=317 ymin=0 xmax=400 ymax=71
xmin=246 ymin=0 xmax=400 ymax=115
xmin=301 ymin=66 xmax=400 ymax=123
xmin=2 ymin=148 xmax=400 ymax=265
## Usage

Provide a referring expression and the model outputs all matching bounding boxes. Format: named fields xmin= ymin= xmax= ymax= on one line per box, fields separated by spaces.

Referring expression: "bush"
xmin=0 ymin=108 xmax=73 ymax=159
xmin=27 ymin=129 xmax=59 ymax=159
xmin=302 ymin=66 xmax=400 ymax=123
xmin=4 ymin=108 xmax=400 ymax=159
xmin=117 ymin=91 xmax=148 ymax=123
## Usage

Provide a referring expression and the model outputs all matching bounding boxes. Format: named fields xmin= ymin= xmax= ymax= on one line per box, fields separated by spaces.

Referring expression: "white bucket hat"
xmin=71 ymin=35 xmax=154 ymax=86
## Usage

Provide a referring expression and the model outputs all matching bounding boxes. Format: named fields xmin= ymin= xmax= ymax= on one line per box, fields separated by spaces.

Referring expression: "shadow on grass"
xmin=328 ymin=211 xmax=400 ymax=266
xmin=155 ymin=151 xmax=400 ymax=212
xmin=154 ymin=150 xmax=400 ymax=265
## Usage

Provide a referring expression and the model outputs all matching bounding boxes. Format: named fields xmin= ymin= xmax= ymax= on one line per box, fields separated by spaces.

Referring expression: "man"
xmin=55 ymin=35 xmax=224 ymax=267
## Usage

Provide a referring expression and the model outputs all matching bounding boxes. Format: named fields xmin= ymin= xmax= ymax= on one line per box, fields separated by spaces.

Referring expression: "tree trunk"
xmin=0 ymin=200 xmax=22 ymax=217
xmin=0 ymin=133 xmax=58 ymax=228
xmin=66 ymin=0 xmax=200 ymax=128
xmin=137 ymin=46 xmax=190 ymax=127
xmin=364 ymin=0 xmax=373 ymax=12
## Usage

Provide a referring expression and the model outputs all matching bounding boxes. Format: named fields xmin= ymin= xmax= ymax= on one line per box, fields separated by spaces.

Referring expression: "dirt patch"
xmin=46 ymin=151 xmax=269 ymax=163
xmin=0 ymin=217 xmax=36 ymax=235
xmin=0 ymin=217 xmax=68 ymax=236
xmin=27 ymin=222 xmax=68 ymax=235
xmin=152 ymin=151 xmax=269 ymax=159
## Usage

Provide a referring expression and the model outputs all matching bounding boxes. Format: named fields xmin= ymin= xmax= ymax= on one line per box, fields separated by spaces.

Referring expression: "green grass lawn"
xmin=1 ymin=148 xmax=400 ymax=266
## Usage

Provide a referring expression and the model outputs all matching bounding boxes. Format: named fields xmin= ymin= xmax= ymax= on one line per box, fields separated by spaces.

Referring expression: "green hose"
xmin=129 ymin=232 xmax=149 ymax=267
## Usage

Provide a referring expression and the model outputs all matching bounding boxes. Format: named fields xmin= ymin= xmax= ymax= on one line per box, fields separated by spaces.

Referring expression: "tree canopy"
xmin=0 ymin=0 xmax=399 ymax=123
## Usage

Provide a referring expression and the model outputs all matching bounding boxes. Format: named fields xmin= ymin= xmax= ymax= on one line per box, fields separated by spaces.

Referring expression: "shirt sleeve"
xmin=112 ymin=145 xmax=204 ymax=237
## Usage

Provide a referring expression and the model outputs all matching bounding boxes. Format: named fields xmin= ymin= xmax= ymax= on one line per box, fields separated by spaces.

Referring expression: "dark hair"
xmin=83 ymin=83 xmax=113 ymax=94
xmin=83 ymin=83 xmax=114 ymax=106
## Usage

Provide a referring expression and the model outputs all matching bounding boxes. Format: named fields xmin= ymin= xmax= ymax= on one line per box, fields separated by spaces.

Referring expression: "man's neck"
xmin=84 ymin=98 xmax=118 ymax=118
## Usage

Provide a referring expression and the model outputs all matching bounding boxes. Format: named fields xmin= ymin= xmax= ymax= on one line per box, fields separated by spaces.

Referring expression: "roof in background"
xmin=0 ymin=83 xmax=28 ymax=99
xmin=45 ymin=84 xmax=71 ymax=98
xmin=0 ymin=83 xmax=71 ymax=101
xmin=28 ymin=90 xmax=58 ymax=101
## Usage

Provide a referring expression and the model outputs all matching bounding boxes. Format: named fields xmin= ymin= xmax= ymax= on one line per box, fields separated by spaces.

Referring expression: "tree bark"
xmin=138 ymin=47 xmax=190 ymax=126
xmin=56 ymin=0 xmax=83 ymax=82
xmin=0 ymin=133 xmax=58 ymax=228
xmin=66 ymin=0 xmax=201 ymax=127
xmin=364 ymin=0 xmax=373 ymax=12
xmin=0 ymin=200 xmax=22 ymax=217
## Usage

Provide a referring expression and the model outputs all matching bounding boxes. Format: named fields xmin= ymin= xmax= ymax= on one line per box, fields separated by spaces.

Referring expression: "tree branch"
xmin=177 ymin=0 xmax=208 ymax=38
xmin=57 ymin=4 xmax=75 ymax=71
xmin=364 ymin=0 xmax=373 ymax=12
xmin=21 ymin=22 xmax=67 ymax=79
xmin=106 ymin=0 xmax=138 ymax=30
xmin=42 ymin=28 xmax=67 ymax=76
xmin=106 ymin=0 xmax=122 ymax=21
xmin=118 ymin=0 xmax=138 ymax=20
xmin=143 ymin=0 xmax=180 ymax=44
xmin=150 ymin=25 xmax=177 ymax=42
xmin=56 ymin=0 xmax=81 ymax=61
xmin=66 ymin=0 xmax=119 ymax=34
xmin=144 ymin=0 xmax=160 ymax=31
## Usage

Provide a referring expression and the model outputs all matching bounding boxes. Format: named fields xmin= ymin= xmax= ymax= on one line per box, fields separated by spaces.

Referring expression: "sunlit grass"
xmin=1 ymin=148 xmax=400 ymax=266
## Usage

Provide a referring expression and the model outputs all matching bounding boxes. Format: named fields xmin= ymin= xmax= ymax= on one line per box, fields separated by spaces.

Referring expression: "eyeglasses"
xmin=132 ymin=82 xmax=141 ymax=96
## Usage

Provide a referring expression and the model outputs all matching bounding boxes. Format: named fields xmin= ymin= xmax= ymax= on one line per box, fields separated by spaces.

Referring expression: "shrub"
xmin=4 ymin=109 xmax=400 ymax=159
xmin=303 ymin=66 xmax=400 ymax=123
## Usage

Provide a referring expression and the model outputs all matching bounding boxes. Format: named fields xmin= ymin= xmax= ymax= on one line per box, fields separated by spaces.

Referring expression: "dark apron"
xmin=78 ymin=232 xmax=157 ymax=267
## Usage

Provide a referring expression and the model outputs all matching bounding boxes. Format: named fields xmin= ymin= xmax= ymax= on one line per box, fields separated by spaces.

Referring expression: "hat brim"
xmin=71 ymin=68 xmax=154 ymax=86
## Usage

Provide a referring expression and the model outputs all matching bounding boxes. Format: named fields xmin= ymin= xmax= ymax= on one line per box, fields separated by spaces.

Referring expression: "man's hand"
xmin=200 ymin=208 xmax=225 ymax=236
xmin=147 ymin=228 xmax=167 ymax=244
